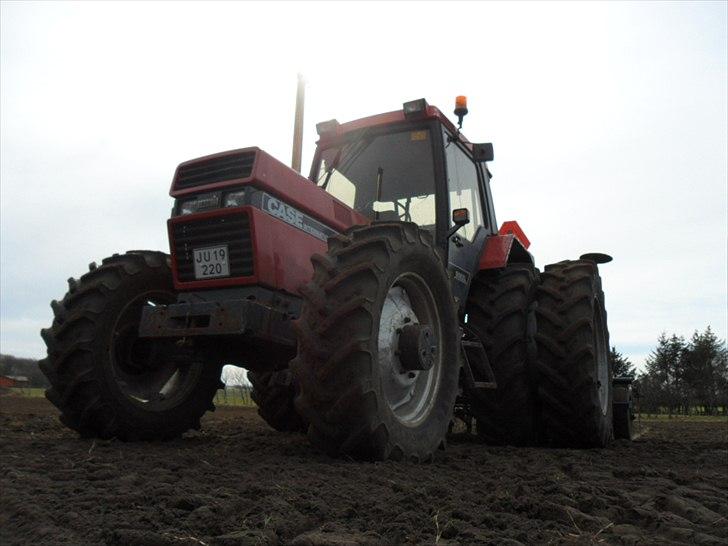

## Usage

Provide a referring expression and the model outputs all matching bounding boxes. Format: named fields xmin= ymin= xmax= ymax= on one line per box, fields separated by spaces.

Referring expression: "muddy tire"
xmin=466 ymin=265 xmax=538 ymax=445
xmin=534 ymin=260 xmax=613 ymax=447
xmin=613 ymin=380 xmax=635 ymax=440
xmin=613 ymin=404 xmax=633 ymax=440
xmin=39 ymin=251 xmax=223 ymax=440
xmin=248 ymin=369 xmax=305 ymax=432
xmin=291 ymin=223 xmax=460 ymax=461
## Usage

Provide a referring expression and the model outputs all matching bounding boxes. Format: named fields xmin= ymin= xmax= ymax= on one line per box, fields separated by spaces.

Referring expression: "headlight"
xmin=177 ymin=192 xmax=221 ymax=216
xmin=224 ymin=189 xmax=246 ymax=208
xmin=179 ymin=199 xmax=198 ymax=216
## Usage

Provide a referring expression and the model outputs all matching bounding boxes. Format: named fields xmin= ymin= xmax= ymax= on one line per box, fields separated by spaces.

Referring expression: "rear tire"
xmin=613 ymin=404 xmax=634 ymax=440
xmin=39 ymin=251 xmax=223 ymax=440
xmin=466 ymin=265 xmax=538 ymax=445
xmin=248 ymin=368 xmax=306 ymax=432
xmin=291 ymin=223 xmax=460 ymax=461
xmin=534 ymin=260 xmax=613 ymax=447
xmin=613 ymin=380 xmax=635 ymax=440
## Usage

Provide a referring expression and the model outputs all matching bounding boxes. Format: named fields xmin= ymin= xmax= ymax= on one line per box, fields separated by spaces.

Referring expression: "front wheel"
xmin=39 ymin=251 xmax=223 ymax=440
xmin=248 ymin=368 xmax=306 ymax=432
xmin=291 ymin=223 xmax=460 ymax=461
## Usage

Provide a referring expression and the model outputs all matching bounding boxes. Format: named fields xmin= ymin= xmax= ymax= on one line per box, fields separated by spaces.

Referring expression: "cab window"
xmin=443 ymin=131 xmax=483 ymax=241
xmin=315 ymin=128 xmax=437 ymax=229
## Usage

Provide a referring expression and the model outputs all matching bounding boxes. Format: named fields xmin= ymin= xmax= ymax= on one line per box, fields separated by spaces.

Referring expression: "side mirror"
xmin=472 ymin=143 xmax=494 ymax=162
xmin=448 ymin=208 xmax=470 ymax=239
xmin=452 ymin=208 xmax=470 ymax=226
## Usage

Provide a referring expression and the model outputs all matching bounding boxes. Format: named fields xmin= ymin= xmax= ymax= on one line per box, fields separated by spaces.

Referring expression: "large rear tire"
xmin=465 ymin=265 xmax=538 ymax=445
xmin=613 ymin=403 xmax=633 ymax=440
xmin=534 ymin=260 xmax=613 ymax=447
xmin=39 ymin=251 xmax=223 ymax=440
xmin=613 ymin=379 xmax=635 ymax=440
xmin=248 ymin=368 xmax=305 ymax=432
xmin=291 ymin=223 xmax=460 ymax=461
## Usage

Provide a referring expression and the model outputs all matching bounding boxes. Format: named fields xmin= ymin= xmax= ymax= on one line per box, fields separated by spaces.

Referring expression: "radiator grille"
xmin=175 ymin=152 xmax=255 ymax=190
xmin=172 ymin=213 xmax=254 ymax=281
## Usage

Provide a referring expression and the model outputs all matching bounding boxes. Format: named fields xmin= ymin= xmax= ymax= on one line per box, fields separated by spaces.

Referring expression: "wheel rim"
xmin=110 ymin=291 xmax=203 ymax=410
xmin=378 ymin=273 xmax=442 ymax=427
xmin=594 ymin=302 xmax=609 ymax=415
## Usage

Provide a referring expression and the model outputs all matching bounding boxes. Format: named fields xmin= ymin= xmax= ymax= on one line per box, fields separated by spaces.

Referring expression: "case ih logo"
xmin=262 ymin=194 xmax=332 ymax=242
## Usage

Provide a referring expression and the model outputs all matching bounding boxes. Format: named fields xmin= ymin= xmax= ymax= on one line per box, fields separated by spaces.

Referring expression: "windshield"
xmin=315 ymin=128 xmax=437 ymax=228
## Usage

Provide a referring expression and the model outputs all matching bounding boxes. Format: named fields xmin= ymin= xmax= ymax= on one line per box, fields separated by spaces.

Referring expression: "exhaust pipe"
xmin=291 ymin=73 xmax=305 ymax=173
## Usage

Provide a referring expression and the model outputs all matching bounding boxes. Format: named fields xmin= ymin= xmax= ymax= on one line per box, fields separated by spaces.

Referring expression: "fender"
xmin=479 ymin=221 xmax=534 ymax=270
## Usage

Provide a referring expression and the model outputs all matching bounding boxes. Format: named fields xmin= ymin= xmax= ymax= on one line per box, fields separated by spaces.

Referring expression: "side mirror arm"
xmin=447 ymin=224 xmax=465 ymax=240
xmin=447 ymin=208 xmax=470 ymax=240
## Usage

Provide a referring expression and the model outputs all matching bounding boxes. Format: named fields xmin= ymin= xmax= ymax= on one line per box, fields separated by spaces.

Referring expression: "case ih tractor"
xmin=39 ymin=98 xmax=628 ymax=461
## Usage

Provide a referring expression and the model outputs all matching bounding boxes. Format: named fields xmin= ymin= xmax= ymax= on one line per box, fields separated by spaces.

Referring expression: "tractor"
xmin=39 ymin=97 xmax=628 ymax=460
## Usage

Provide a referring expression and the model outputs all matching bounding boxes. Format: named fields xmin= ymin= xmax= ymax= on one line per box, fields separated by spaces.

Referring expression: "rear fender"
xmin=478 ymin=221 xmax=534 ymax=270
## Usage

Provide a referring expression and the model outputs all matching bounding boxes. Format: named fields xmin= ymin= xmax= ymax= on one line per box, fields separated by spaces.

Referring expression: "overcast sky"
xmin=1 ymin=1 xmax=726 ymax=372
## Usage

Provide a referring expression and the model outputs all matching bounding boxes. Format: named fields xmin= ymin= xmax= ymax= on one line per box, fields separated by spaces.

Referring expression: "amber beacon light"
xmin=454 ymin=95 xmax=468 ymax=128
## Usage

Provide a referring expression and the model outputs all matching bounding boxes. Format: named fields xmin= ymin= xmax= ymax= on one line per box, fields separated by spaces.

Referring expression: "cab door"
xmin=441 ymin=128 xmax=491 ymax=309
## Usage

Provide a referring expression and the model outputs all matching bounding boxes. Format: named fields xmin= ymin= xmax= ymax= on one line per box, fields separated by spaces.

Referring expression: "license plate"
xmin=193 ymin=245 xmax=230 ymax=279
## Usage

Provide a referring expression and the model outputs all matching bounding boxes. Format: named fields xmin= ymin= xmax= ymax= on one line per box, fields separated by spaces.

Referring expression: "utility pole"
xmin=291 ymin=73 xmax=305 ymax=173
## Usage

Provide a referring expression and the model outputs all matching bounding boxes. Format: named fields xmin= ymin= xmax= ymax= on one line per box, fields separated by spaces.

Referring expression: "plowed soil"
xmin=1 ymin=396 xmax=726 ymax=546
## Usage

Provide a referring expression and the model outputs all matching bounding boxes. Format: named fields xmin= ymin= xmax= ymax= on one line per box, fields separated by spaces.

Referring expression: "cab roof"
xmin=316 ymin=104 xmax=472 ymax=149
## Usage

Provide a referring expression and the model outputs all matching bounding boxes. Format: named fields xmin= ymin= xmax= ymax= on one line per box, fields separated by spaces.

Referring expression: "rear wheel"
xmin=613 ymin=403 xmax=633 ymax=440
xmin=534 ymin=260 xmax=613 ymax=447
xmin=291 ymin=223 xmax=460 ymax=461
xmin=465 ymin=265 xmax=538 ymax=445
xmin=248 ymin=368 xmax=305 ymax=432
xmin=613 ymin=379 xmax=635 ymax=440
xmin=39 ymin=251 xmax=223 ymax=440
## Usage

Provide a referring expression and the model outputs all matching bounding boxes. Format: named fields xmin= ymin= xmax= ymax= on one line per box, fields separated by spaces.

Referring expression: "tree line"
xmin=3 ymin=325 xmax=726 ymax=415
xmin=0 ymin=354 xmax=49 ymax=388
xmin=610 ymin=327 xmax=728 ymax=416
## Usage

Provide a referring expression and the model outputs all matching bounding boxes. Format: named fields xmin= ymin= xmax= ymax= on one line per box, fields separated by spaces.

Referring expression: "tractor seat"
xmin=375 ymin=210 xmax=400 ymax=222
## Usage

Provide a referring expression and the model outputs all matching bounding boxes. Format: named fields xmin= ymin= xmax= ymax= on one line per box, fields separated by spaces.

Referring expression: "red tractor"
xmin=39 ymin=98 xmax=626 ymax=460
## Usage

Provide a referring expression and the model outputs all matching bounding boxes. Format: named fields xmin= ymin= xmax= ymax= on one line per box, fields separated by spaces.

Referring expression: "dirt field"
xmin=1 ymin=396 xmax=726 ymax=546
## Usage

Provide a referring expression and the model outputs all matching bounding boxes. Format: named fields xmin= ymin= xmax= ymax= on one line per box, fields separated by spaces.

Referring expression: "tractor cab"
xmin=311 ymin=98 xmax=501 ymax=304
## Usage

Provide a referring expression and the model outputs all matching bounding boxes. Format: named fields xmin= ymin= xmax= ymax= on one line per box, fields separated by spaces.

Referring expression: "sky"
xmin=1 ymin=1 xmax=726 ymax=372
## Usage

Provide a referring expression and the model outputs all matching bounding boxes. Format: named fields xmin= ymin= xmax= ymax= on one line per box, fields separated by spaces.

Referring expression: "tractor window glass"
xmin=316 ymin=129 xmax=437 ymax=229
xmin=444 ymin=134 xmax=483 ymax=241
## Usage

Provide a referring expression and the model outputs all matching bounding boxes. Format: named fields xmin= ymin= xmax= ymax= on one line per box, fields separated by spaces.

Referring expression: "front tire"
xmin=534 ymin=260 xmax=613 ymax=447
xmin=39 ymin=251 xmax=223 ymax=440
xmin=248 ymin=368 xmax=306 ymax=432
xmin=291 ymin=223 xmax=460 ymax=461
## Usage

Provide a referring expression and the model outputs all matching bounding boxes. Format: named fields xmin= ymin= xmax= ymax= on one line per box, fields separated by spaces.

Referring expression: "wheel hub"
xmin=378 ymin=277 xmax=443 ymax=427
xmin=398 ymin=324 xmax=437 ymax=371
xmin=111 ymin=291 xmax=199 ymax=409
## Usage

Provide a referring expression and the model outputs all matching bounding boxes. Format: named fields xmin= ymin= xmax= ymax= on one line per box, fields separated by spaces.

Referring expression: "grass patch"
xmin=5 ymin=387 xmax=256 ymax=407
xmin=4 ymin=387 xmax=46 ymax=398
xmin=637 ymin=413 xmax=727 ymax=422
xmin=214 ymin=389 xmax=256 ymax=407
